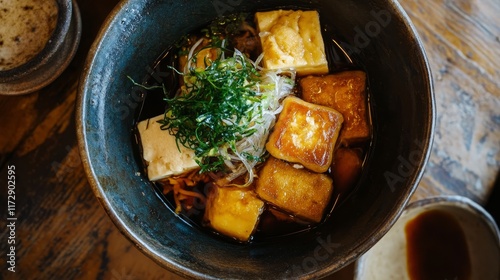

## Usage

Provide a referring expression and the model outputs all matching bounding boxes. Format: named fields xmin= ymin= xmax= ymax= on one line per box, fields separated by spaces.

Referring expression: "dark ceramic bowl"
xmin=77 ymin=0 xmax=434 ymax=279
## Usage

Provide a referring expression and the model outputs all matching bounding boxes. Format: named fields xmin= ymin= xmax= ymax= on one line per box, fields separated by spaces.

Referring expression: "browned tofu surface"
xmin=331 ymin=148 xmax=363 ymax=195
xmin=265 ymin=96 xmax=343 ymax=173
xmin=300 ymin=71 xmax=370 ymax=145
xmin=256 ymin=157 xmax=334 ymax=223
xmin=255 ymin=10 xmax=329 ymax=76
xmin=204 ymin=185 xmax=264 ymax=242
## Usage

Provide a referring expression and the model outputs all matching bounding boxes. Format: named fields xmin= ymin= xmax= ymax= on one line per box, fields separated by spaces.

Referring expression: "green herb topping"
xmin=161 ymin=41 xmax=295 ymax=186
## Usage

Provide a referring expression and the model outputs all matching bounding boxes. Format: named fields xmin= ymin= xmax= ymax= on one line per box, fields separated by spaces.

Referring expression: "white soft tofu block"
xmin=137 ymin=115 xmax=199 ymax=181
xmin=256 ymin=10 xmax=329 ymax=76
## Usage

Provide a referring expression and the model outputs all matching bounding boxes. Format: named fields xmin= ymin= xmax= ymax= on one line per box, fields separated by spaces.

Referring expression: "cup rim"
xmin=354 ymin=195 xmax=500 ymax=280
xmin=405 ymin=195 xmax=500 ymax=239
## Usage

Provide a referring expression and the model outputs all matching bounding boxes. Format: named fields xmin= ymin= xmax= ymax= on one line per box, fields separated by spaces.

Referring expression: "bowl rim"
xmin=76 ymin=0 xmax=436 ymax=278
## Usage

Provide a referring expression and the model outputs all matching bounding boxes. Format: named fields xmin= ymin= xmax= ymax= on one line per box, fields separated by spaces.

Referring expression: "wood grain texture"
xmin=399 ymin=0 xmax=500 ymax=203
xmin=0 ymin=0 xmax=499 ymax=279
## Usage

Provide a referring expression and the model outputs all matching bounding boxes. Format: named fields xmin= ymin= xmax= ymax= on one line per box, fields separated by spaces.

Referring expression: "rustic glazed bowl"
xmin=77 ymin=0 xmax=434 ymax=278
xmin=0 ymin=0 xmax=81 ymax=95
xmin=354 ymin=196 xmax=500 ymax=280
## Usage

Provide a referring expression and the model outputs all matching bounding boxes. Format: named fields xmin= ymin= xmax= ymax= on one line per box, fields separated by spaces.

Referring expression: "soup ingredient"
xmin=161 ymin=171 xmax=209 ymax=214
xmin=300 ymin=71 xmax=370 ymax=145
xmin=134 ymin=10 xmax=372 ymax=242
xmin=265 ymin=96 xmax=343 ymax=173
xmin=405 ymin=209 xmax=471 ymax=280
xmin=204 ymin=185 xmax=265 ymax=242
xmin=0 ymin=0 xmax=58 ymax=70
xmin=204 ymin=13 xmax=261 ymax=60
xmin=137 ymin=115 xmax=199 ymax=181
xmin=160 ymin=47 xmax=294 ymax=186
xmin=331 ymin=148 xmax=363 ymax=195
xmin=256 ymin=10 xmax=329 ymax=76
xmin=257 ymin=207 xmax=311 ymax=237
xmin=256 ymin=156 xmax=334 ymax=223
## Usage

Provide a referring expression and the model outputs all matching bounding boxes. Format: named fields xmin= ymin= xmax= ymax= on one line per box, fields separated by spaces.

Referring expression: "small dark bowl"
xmin=77 ymin=0 xmax=435 ymax=278
xmin=0 ymin=0 xmax=81 ymax=95
xmin=354 ymin=196 xmax=500 ymax=279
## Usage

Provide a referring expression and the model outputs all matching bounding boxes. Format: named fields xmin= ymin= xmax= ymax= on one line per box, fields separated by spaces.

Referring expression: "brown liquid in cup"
xmin=405 ymin=209 xmax=471 ymax=280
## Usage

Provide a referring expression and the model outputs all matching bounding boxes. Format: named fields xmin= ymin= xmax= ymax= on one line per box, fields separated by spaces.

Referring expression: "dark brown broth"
xmin=131 ymin=12 xmax=372 ymax=243
xmin=405 ymin=209 xmax=471 ymax=280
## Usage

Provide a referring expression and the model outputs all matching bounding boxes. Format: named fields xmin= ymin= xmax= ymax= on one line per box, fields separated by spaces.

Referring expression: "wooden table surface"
xmin=1 ymin=0 xmax=499 ymax=279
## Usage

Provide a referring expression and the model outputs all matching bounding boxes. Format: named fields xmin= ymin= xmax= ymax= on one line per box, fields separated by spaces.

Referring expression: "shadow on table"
xmin=486 ymin=171 xmax=500 ymax=226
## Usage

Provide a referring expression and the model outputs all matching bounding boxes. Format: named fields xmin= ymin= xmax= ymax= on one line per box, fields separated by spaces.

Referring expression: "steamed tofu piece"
xmin=255 ymin=10 xmax=329 ymax=76
xmin=204 ymin=185 xmax=265 ymax=242
xmin=256 ymin=157 xmax=334 ymax=223
xmin=300 ymin=71 xmax=370 ymax=144
xmin=137 ymin=115 xmax=199 ymax=181
xmin=266 ymin=96 xmax=343 ymax=173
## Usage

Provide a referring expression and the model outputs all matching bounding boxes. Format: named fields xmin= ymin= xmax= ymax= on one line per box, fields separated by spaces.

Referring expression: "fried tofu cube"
xmin=300 ymin=71 xmax=370 ymax=144
xmin=137 ymin=115 xmax=199 ymax=181
xmin=204 ymin=186 xmax=265 ymax=242
xmin=256 ymin=157 xmax=334 ymax=223
xmin=266 ymin=96 xmax=343 ymax=173
xmin=255 ymin=10 xmax=329 ymax=76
